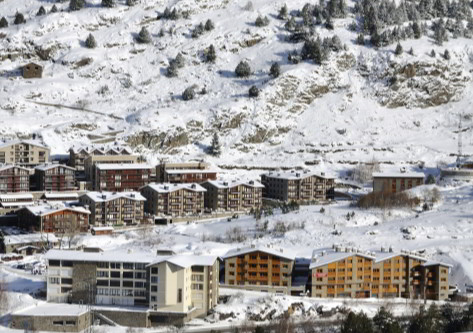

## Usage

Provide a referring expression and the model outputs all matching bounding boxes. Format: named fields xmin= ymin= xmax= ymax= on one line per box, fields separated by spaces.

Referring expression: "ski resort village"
xmin=3 ymin=0 xmax=473 ymax=331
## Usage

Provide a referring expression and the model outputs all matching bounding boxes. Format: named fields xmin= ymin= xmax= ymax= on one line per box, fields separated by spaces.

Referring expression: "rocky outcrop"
xmin=126 ymin=129 xmax=189 ymax=152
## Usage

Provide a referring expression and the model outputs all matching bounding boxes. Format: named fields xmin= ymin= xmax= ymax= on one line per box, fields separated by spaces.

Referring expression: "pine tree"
xmin=170 ymin=8 xmax=179 ymax=20
xmin=192 ymin=23 xmax=205 ymax=38
xmin=162 ymin=7 xmax=171 ymax=19
xmin=85 ymin=33 xmax=97 ymax=48
xmin=301 ymin=39 xmax=322 ymax=63
xmin=426 ymin=174 xmax=436 ymax=184
xmin=395 ymin=42 xmax=403 ymax=55
xmin=235 ymin=61 xmax=251 ymax=77
xmin=14 ymin=12 xmax=26 ymax=25
xmin=37 ymin=6 xmax=46 ymax=16
xmin=443 ymin=49 xmax=450 ymax=60
xmin=341 ymin=312 xmax=374 ymax=333
xmin=278 ymin=3 xmax=288 ymax=19
xmin=204 ymin=19 xmax=214 ymax=31
xmin=325 ymin=15 xmax=334 ymax=30
xmin=413 ymin=21 xmax=421 ymax=38
xmin=206 ymin=44 xmax=216 ymax=63
xmin=102 ymin=0 xmax=115 ymax=7
xmin=126 ymin=0 xmax=136 ymax=6
xmin=408 ymin=47 xmax=414 ymax=55
xmin=70 ymin=0 xmax=85 ymax=11
xmin=167 ymin=62 xmax=178 ymax=77
xmin=136 ymin=27 xmax=151 ymax=44
xmin=0 ymin=17 xmax=8 ymax=28
xmin=249 ymin=85 xmax=259 ymax=97
xmin=50 ymin=5 xmax=58 ymax=13
xmin=173 ymin=53 xmax=185 ymax=68
xmin=373 ymin=307 xmax=403 ymax=333
xmin=0 ymin=231 xmax=5 ymax=254
xmin=210 ymin=133 xmax=222 ymax=156
xmin=431 ymin=49 xmax=436 ymax=57
xmin=182 ymin=86 xmax=195 ymax=101
xmin=255 ymin=15 xmax=269 ymax=27
xmin=356 ymin=33 xmax=365 ymax=45
xmin=270 ymin=62 xmax=280 ymax=77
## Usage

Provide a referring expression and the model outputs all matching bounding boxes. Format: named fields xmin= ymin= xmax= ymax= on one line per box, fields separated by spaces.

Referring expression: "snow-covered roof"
xmin=0 ymin=164 xmax=31 ymax=172
xmin=13 ymin=303 xmax=88 ymax=317
xmin=147 ymin=255 xmax=218 ymax=268
xmin=91 ymin=226 xmax=114 ymax=231
xmin=15 ymin=245 xmax=40 ymax=251
xmin=35 ymin=163 xmax=76 ymax=171
xmin=372 ymin=172 xmax=425 ymax=179
xmin=0 ymin=193 xmax=34 ymax=201
xmin=81 ymin=191 xmax=146 ymax=203
xmin=4 ymin=233 xmax=58 ymax=245
xmin=142 ymin=183 xmax=206 ymax=193
xmin=202 ymin=179 xmax=264 ymax=189
xmin=43 ymin=192 xmax=79 ymax=199
xmin=95 ymin=163 xmax=153 ymax=170
xmin=0 ymin=140 xmax=49 ymax=150
xmin=70 ymin=144 xmax=133 ymax=155
xmin=165 ymin=169 xmax=218 ymax=174
xmin=1 ymin=201 xmax=34 ymax=207
xmin=261 ymin=171 xmax=334 ymax=180
xmin=373 ymin=250 xmax=427 ymax=263
xmin=45 ymin=249 xmax=159 ymax=263
xmin=309 ymin=248 xmax=376 ymax=269
xmin=26 ymin=204 xmax=90 ymax=216
xmin=422 ymin=261 xmax=453 ymax=268
xmin=222 ymin=246 xmax=296 ymax=261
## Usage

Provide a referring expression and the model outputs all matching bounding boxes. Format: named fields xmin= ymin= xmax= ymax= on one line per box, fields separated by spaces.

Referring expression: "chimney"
xmin=249 ymin=180 xmax=254 ymax=185
xmin=296 ymin=173 xmax=300 ymax=177
xmin=191 ymin=184 xmax=196 ymax=189
xmin=321 ymin=172 xmax=325 ymax=176
xmin=400 ymin=167 xmax=406 ymax=173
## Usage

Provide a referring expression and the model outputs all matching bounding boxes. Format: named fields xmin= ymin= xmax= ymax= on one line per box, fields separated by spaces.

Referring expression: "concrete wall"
xmin=94 ymin=309 xmax=148 ymax=328
xmin=12 ymin=313 xmax=90 ymax=332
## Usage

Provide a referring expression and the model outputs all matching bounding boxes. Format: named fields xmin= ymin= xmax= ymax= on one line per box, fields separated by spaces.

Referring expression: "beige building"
xmin=260 ymin=171 xmax=335 ymax=202
xmin=156 ymin=162 xmax=213 ymax=183
xmin=140 ymin=183 xmax=206 ymax=217
xmin=69 ymin=145 xmax=134 ymax=172
xmin=372 ymin=172 xmax=425 ymax=194
xmin=310 ymin=246 xmax=450 ymax=300
xmin=84 ymin=154 xmax=139 ymax=182
xmin=222 ymin=245 xmax=296 ymax=294
xmin=0 ymin=140 xmax=49 ymax=167
xmin=44 ymin=249 xmax=218 ymax=324
xmin=79 ymin=191 xmax=146 ymax=226
xmin=201 ymin=180 xmax=264 ymax=212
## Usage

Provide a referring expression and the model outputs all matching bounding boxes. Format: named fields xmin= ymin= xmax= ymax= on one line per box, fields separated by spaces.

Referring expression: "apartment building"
xmin=222 ymin=245 xmax=296 ymax=294
xmin=310 ymin=246 xmax=450 ymax=300
xmin=156 ymin=162 xmax=217 ymax=183
xmin=34 ymin=164 xmax=76 ymax=192
xmin=84 ymin=153 xmax=139 ymax=183
xmin=260 ymin=171 xmax=335 ymax=202
xmin=0 ymin=193 xmax=34 ymax=208
xmin=201 ymin=180 xmax=264 ymax=212
xmin=372 ymin=172 xmax=425 ymax=194
xmin=68 ymin=145 xmax=134 ymax=172
xmin=17 ymin=204 xmax=90 ymax=234
xmin=79 ymin=191 xmax=146 ymax=226
xmin=0 ymin=140 xmax=49 ymax=167
xmin=0 ymin=165 xmax=31 ymax=193
xmin=44 ymin=249 xmax=219 ymax=322
xmin=140 ymin=183 xmax=206 ymax=217
xmin=94 ymin=164 xmax=152 ymax=192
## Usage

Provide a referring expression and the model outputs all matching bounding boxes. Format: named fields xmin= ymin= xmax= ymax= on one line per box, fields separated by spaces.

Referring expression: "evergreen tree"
xmin=210 ymin=133 xmax=221 ymax=156
xmin=50 ymin=5 xmax=58 ymax=13
xmin=37 ymin=6 xmax=46 ymax=16
xmin=102 ymin=0 xmax=115 ymax=7
xmin=443 ymin=49 xmax=450 ymax=60
xmin=162 ymin=7 xmax=171 ymax=19
xmin=413 ymin=21 xmax=421 ymax=38
xmin=408 ymin=47 xmax=414 ymax=55
xmin=235 ymin=61 xmax=251 ymax=77
xmin=285 ymin=16 xmax=296 ymax=31
xmin=325 ymin=15 xmax=334 ymax=30
xmin=192 ymin=22 xmax=205 ymax=38
xmin=433 ymin=0 xmax=447 ymax=17
xmin=85 ymin=33 xmax=97 ymax=48
xmin=255 ymin=15 xmax=270 ymax=27
xmin=126 ymin=0 xmax=136 ymax=6
xmin=356 ymin=33 xmax=365 ymax=45
xmin=408 ymin=305 xmax=442 ymax=333
xmin=206 ymin=44 xmax=217 ymax=63
xmin=167 ymin=62 xmax=178 ymax=77
xmin=301 ymin=38 xmax=323 ymax=63
xmin=136 ymin=27 xmax=151 ymax=43
xmin=69 ymin=0 xmax=85 ymax=11
xmin=434 ymin=19 xmax=448 ymax=45
xmin=370 ymin=29 xmax=381 ymax=47
xmin=341 ymin=312 xmax=374 ymax=333
xmin=0 ymin=231 xmax=5 ymax=254
xmin=249 ymin=85 xmax=259 ymax=97
xmin=278 ymin=3 xmax=288 ymax=19
xmin=204 ymin=19 xmax=215 ymax=31
xmin=182 ymin=86 xmax=195 ymax=101
xmin=395 ymin=42 xmax=403 ymax=55
xmin=373 ymin=307 xmax=403 ymax=333
xmin=270 ymin=62 xmax=280 ymax=77
xmin=170 ymin=8 xmax=179 ymax=20
xmin=172 ymin=53 xmax=185 ymax=68
xmin=431 ymin=49 xmax=436 ymax=57
xmin=0 ymin=17 xmax=8 ymax=28
xmin=14 ymin=12 xmax=26 ymax=25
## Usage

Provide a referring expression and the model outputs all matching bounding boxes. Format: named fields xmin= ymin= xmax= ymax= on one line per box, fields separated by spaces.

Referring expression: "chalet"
xmin=372 ymin=172 xmax=424 ymax=194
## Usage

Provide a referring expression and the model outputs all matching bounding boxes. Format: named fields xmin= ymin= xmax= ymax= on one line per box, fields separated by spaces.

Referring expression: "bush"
xmin=102 ymin=0 xmax=115 ymax=7
xmin=443 ymin=49 xmax=451 ymax=60
xmin=249 ymin=85 xmax=259 ymax=97
xmin=204 ymin=19 xmax=215 ymax=31
xmin=192 ymin=23 xmax=205 ymax=38
xmin=278 ymin=4 xmax=288 ymax=19
xmin=235 ymin=61 xmax=251 ymax=77
xmin=270 ymin=62 xmax=280 ymax=77
xmin=167 ymin=62 xmax=178 ymax=77
xmin=225 ymin=227 xmax=246 ymax=242
xmin=210 ymin=133 xmax=221 ymax=156
xmin=426 ymin=174 xmax=436 ymax=184
xmin=255 ymin=15 xmax=269 ymax=27
xmin=69 ymin=0 xmax=85 ymax=11
xmin=395 ymin=43 xmax=403 ymax=55
xmin=50 ymin=5 xmax=58 ymax=13
xmin=205 ymin=44 xmax=216 ymax=63
xmin=356 ymin=33 xmax=365 ymax=45
xmin=243 ymin=1 xmax=254 ymax=11
xmin=85 ymin=33 xmax=97 ymax=48
xmin=0 ymin=17 xmax=8 ymax=28
xmin=37 ymin=6 xmax=46 ymax=16
xmin=172 ymin=53 xmax=185 ymax=68
xmin=430 ymin=49 xmax=436 ymax=57
xmin=341 ymin=312 xmax=373 ymax=333
xmin=14 ymin=13 xmax=26 ymax=25
xmin=126 ymin=0 xmax=136 ymax=6
xmin=136 ymin=27 xmax=151 ymax=43
xmin=357 ymin=191 xmax=421 ymax=209
xmin=182 ymin=86 xmax=195 ymax=101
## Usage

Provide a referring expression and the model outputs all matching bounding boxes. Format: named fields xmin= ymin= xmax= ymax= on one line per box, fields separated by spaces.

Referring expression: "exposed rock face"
xmin=126 ymin=129 xmax=189 ymax=152
xmin=359 ymin=56 xmax=469 ymax=108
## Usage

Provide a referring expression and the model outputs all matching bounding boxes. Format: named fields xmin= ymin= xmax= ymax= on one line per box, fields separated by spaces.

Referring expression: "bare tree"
xmin=0 ymin=276 xmax=8 ymax=316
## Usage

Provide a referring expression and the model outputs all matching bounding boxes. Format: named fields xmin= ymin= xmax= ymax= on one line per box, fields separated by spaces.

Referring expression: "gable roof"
xmin=26 ymin=204 xmax=90 ymax=216
xmin=70 ymin=144 xmax=133 ymax=155
xmin=142 ymin=183 xmax=206 ymax=193
xmin=372 ymin=172 xmax=425 ymax=179
xmin=95 ymin=163 xmax=152 ymax=170
xmin=202 ymin=179 xmax=264 ymax=189
xmin=309 ymin=248 xmax=376 ymax=269
xmin=0 ymin=140 xmax=49 ymax=150
xmin=222 ymin=245 xmax=296 ymax=261
xmin=35 ymin=164 xmax=75 ymax=171
xmin=81 ymin=191 xmax=146 ymax=203
xmin=147 ymin=255 xmax=218 ymax=268
xmin=261 ymin=171 xmax=334 ymax=180
xmin=0 ymin=164 xmax=31 ymax=172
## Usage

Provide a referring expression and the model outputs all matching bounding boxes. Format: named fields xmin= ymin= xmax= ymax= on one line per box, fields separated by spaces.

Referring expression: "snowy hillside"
xmin=1 ymin=0 xmax=473 ymax=172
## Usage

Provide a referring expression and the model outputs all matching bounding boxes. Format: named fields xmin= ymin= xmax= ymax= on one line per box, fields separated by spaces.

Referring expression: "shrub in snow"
xmin=243 ymin=1 xmax=254 ymax=11
xmin=126 ymin=0 xmax=136 ymax=6
xmin=0 ymin=17 xmax=8 ymax=28
xmin=161 ymin=7 xmax=171 ymax=19
xmin=172 ymin=53 xmax=185 ymax=68
xmin=170 ymin=8 xmax=179 ymax=20
xmin=136 ymin=27 xmax=151 ymax=44
xmin=408 ymin=47 xmax=414 ymax=55
xmin=205 ymin=44 xmax=216 ymax=63
xmin=443 ymin=49 xmax=450 ymax=60
xmin=255 ymin=15 xmax=269 ymax=27
xmin=50 ymin=5 xmax=58 ymax=13
xmin=430 ymin=49 xmax=436 ymax=57
xmin=182 ymin=87 xmax=195 ymax=101
xmin=348 ymin=21 xmax=358 ymax=31
xmin=249 ymin=85 xmax=259 ymax=97
xmin=192 ymin=23 xmax=205 ymax=38
xmin=14 ymin=13 xmax=26 ymax=25
xmin=167 ymin=62 xmax=178 ymax=77
xmin=325 ymin=15 xmax=334 ymax=30
xmin=341 ymin=312 xmax=374 ymax=333
xmin=395 ymin=43 xmax=403 ymax=55
xmin=37 ymin=6 xmax=46 ymax=16
xmin=373 ymin=307 xmax=402 ymax=333
xmin=426 ymin=174 xmax=436 ymax=184
xmin=204 ymin=19 xmax=214 ymax=31
xmin=278 ymin=4 xmax=288 ymax=19
xmin=102 ymin=0 xmax=115 ymax=7
xmin=69 ymin=0 xmax=85 ymax=11
xmin=235 ymin=61 xmax=251 ymax=77
xmin=270 ymin=62 xmax=280 ymax=78
xmin=85 ymin=34 xmax=97 ymax=48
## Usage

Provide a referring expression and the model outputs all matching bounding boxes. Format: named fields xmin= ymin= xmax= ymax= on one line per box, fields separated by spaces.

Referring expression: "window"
xmin=49 ymin=260 xmax=60 ymax=267
xmin=151 ymin=267 xmax=158 ymax=274
xmin=96 ymin=271 xmax=109 ymax=278
xmin=151 ymin=296 xmax=157 ymax=302
xmin=61 ymin=278 xmax=73 ymax=285
xmin=97 ymin=262 xmax=109 ymax=268
xmin=62 ymin=261 xmax=73 ymax=267
xmin=111 ymin=271 xmax=120 ymax=278
xmin=123 ymin=263 xmax=133 ymax=269
xmin=151 ymin=286 xmax=158 ymax=292
xmin=53 ymin=321 xmax=64 ymax=326
xmin=123 ymin=281 xmax=133 ymax=287
xmin=178 ymin=288 xmax=182 ymax=303
xmin=151 ymin=276 xmax=158 ymax=283
xmin=49 ymin=277 xmax=60 ymax=284
xmin=65 ymin=321 xmax=76 ymax=326
xmin=123 ymin=272 xmax=133 ymax=279
xmin=97 ymin=280 xmax=109 ymax=286
xmin=110 ymin=262 xmax=121 ymax=269
xmin=135 ymin=263 xmax=145 ymax=270
xmin=192 ymin=284 xmax=204 ymax=290
xmin=110 ymin=280 xmax=120 ymax=287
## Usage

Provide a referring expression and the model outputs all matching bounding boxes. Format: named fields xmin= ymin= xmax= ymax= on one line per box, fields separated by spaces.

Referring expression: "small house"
xmin=22 ymin=62 xmax=43 ymax=79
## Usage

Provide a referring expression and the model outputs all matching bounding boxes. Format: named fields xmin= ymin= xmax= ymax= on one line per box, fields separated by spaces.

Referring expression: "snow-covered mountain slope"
xmin=1 ymin=0 xmax=473 ymax=173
